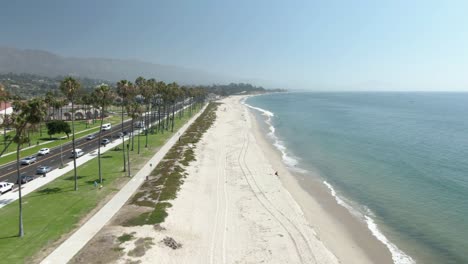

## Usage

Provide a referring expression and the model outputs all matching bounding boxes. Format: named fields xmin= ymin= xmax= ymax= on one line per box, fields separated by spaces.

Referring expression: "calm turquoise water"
xmin=246 ymin=92 xmax=468 ymax=264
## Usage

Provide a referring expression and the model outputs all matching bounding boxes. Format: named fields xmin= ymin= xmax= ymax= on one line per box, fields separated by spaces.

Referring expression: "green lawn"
xmin=0 ymin=105 xmax=202 ymax=263
xmin=0 ymin=115 xmax=124 ymax=166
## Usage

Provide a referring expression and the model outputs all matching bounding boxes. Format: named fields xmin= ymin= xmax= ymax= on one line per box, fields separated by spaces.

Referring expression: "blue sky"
xmin=1 ymin=0 xmax=468 ymax=90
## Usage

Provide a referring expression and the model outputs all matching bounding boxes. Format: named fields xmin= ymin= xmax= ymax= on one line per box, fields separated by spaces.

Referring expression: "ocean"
xmin=245 ymin=92 xmax=468 ymax=264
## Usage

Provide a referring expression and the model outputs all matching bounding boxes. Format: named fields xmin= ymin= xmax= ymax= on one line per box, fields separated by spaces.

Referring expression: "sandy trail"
xmin=120 ymin=96 xmax=339 ymax=263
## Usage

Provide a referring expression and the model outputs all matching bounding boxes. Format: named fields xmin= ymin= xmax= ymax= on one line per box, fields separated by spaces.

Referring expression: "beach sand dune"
xmin=118 ymin=96 xmax=391 ymax=264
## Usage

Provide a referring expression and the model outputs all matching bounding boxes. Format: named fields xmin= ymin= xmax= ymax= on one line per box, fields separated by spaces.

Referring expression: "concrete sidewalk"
xmin=41 ymin=105 xmax=206 ymax=264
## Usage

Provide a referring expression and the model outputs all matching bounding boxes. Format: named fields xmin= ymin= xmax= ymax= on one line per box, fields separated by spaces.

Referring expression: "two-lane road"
xmin=0 ymin=102 xmax=185 ymax=185
xmin=0 ymin=116 xmax=171 ymax=184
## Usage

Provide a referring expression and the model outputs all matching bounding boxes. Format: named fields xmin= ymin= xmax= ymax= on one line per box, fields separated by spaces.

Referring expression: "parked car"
xmin=135 ymin=121 xmax=145 ymax=128
xmin=0 ymin=182 xmax=13 ymax=194
xmin=37 ymin=148 xmax=50 ymax=155
xmin=16 ymin=175 xmax=35 ymax=184
xmin=86 ymin=134 xmax=96 ymax=140
xmin=20 ymin=156 xmax=37 ymax=165
xmin=101 ymin=138 xmax=110 ymax=145
xmin=114 ymin=132 xmax=124 ymax=138
xmin=71 ymin=149 xmax=85 ymax=158
xmin=36 ymin=166 xmax=52 ymax=175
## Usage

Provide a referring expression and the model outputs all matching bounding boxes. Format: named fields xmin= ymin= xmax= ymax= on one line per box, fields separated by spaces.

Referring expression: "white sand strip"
xmin=120 ymin=97 xmax=341 ymax=263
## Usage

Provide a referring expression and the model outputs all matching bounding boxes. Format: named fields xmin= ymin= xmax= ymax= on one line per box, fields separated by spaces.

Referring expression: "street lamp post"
xmin=60 ymin=139 xmax=63 ymax=168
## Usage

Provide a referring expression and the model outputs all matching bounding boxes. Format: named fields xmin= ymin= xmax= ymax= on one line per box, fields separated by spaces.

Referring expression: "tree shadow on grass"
xmin=63 ymin=175 xmax=86 ymax=181
xmin=39 ymin=137 xmax=61 ymax=141
xmin=100 ymin=155 xmax=112 ymax=159
xmin=27 ymin=187 xmax=75 ymax=198
xmin=85 ymin=179 xmax=106 ymax=185
xmin=37 ymin=187 xmax=62 ymax=194
xmin=0 ymin=234 xmax=18 ymax=240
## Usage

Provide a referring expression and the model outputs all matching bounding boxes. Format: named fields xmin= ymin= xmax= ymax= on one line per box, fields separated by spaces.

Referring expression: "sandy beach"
xmin=111 ymin=96 xmax=393 ymax=264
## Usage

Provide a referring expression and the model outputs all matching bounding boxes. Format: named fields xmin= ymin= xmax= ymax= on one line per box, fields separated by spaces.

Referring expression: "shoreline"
xmin=245 ymin=95 xmax=395 ymax=264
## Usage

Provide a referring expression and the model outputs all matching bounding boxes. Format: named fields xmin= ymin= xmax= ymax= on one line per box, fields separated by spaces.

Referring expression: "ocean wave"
xmin=242 ymin=100 xmax=306 ymax=172
xmin=323 ymin=181 xmax=415 ymax=264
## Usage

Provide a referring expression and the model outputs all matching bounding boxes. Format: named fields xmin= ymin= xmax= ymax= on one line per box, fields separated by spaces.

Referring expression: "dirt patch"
xmin=127 ymin=237 xmax=154 ymax=257
xmin=69 ymin=229 xmax=124 ymax=264
xmin=110 ymin=204 xmax=153 ymax=226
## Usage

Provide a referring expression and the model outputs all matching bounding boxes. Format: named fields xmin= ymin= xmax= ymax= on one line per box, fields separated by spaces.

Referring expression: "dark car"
xmin=36 ymin=166 xmax=52 ymax=175
xmin=16 ymin=175 xmax=34 ymax=184
xmin=114 ymin=132 xmax=124 ymax=138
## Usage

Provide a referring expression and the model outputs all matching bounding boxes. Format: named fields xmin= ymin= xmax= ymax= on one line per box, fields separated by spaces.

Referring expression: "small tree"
xmin=46 ymin=120 xmax=71 ymax=139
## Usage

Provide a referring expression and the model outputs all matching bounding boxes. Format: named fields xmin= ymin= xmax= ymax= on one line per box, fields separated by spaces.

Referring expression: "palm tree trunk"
xmin=16 ymin=141 xmax=24 ymax=237
xmin=4 ymin=104 xmax=7 ymax=141
xmin=171 ymin=103 xmax=175 ymax=132
xmin=138 ymin=118 xmax=141 ymax=154
xmin=165 ymin=104 xmax=170 ymax=131
xmin=131 ymin=118 xmax=134 ymax=151
xmin=98 ymin=110 xmax=104 ymax=183
xmin=71 ymin=101 xmax=78 ymax=191
xmin=145 ymin=104 xmax=149 ymax=147
xmin=121 ymin=104 xmax=126 ymax=172
xmin=157 ymin=104 xmax=161 ymax=133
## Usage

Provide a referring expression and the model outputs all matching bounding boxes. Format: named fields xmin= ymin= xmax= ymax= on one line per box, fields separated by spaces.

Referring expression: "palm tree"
xmin=0 ymin=83 xmax=10 ymax=142
xmin=156 ymin=81 xmax=166 ymax=133
xmin=169 ymin=82 xmax=180 ymax=132
xmin=126 ymin=100 xmax=141 ymax=152
xmin=12 ymin=98 xmax=47 ymax=237
xmin=60 ymin=77 xmax=81 ymax=191
xmin=93 ymin=84 xmax=114 ymax=184
xmin=80 ymin=93 xmax=93 ymax=128
xmin=44 ymin=91 xmax=54 ymax=121
xmin=116 ymin=80 xmax=134 ymax=172
xmin=138 ymin=77 xmax=154 ymax=148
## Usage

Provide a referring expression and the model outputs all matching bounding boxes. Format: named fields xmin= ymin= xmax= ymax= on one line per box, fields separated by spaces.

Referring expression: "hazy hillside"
xmin=0 ymin=47 xmax=231 ymax=84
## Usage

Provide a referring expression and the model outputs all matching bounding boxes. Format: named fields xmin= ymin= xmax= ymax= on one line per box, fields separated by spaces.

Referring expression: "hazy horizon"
xmin=2 ymin=0 xmax=468 ymax=91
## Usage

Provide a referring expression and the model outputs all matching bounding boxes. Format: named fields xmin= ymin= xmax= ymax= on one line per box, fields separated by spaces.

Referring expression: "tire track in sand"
xmin=241 ymin=131 xmax=318 ymax=264
xmin=209 ymin=136 xmax=228 ymax=264
xmin=237 ymin=130 xmax=310 ymax=264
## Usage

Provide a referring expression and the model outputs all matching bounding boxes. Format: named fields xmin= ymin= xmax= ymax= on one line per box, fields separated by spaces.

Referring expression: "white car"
xmin=71 ymin=149 xmax=85 ymax=158
xmin=101 ymin=138 xmax=110 ymax=145
xmin=38 ymin=148 xmax=50 ymax=155
xmin=20 ymin=156 xmax=37 ymax=165
xmin=0 ymin=182 xmax=13 ymax=194
xmin=101 ymin=123 xmax=112 ymax=131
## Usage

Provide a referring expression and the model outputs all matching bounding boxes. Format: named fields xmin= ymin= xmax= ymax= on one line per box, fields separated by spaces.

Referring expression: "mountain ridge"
xmin=0 ymin=47 xmax=233 ymax=84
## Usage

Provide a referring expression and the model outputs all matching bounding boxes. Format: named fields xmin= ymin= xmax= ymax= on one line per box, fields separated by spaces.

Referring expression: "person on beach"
xmin=275 ymin=171 xmax=279 ymax=176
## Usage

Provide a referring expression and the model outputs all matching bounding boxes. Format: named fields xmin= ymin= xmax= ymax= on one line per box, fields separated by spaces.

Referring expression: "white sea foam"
xmin=242 ymin=100 xmax=306 ymax=172
xmin=323 ymin=181 xmax=415 ymax=264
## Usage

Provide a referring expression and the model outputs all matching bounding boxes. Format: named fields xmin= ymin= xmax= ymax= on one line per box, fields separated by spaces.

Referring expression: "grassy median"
xmin=0 ymin=105 xmax=203 ymax=263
